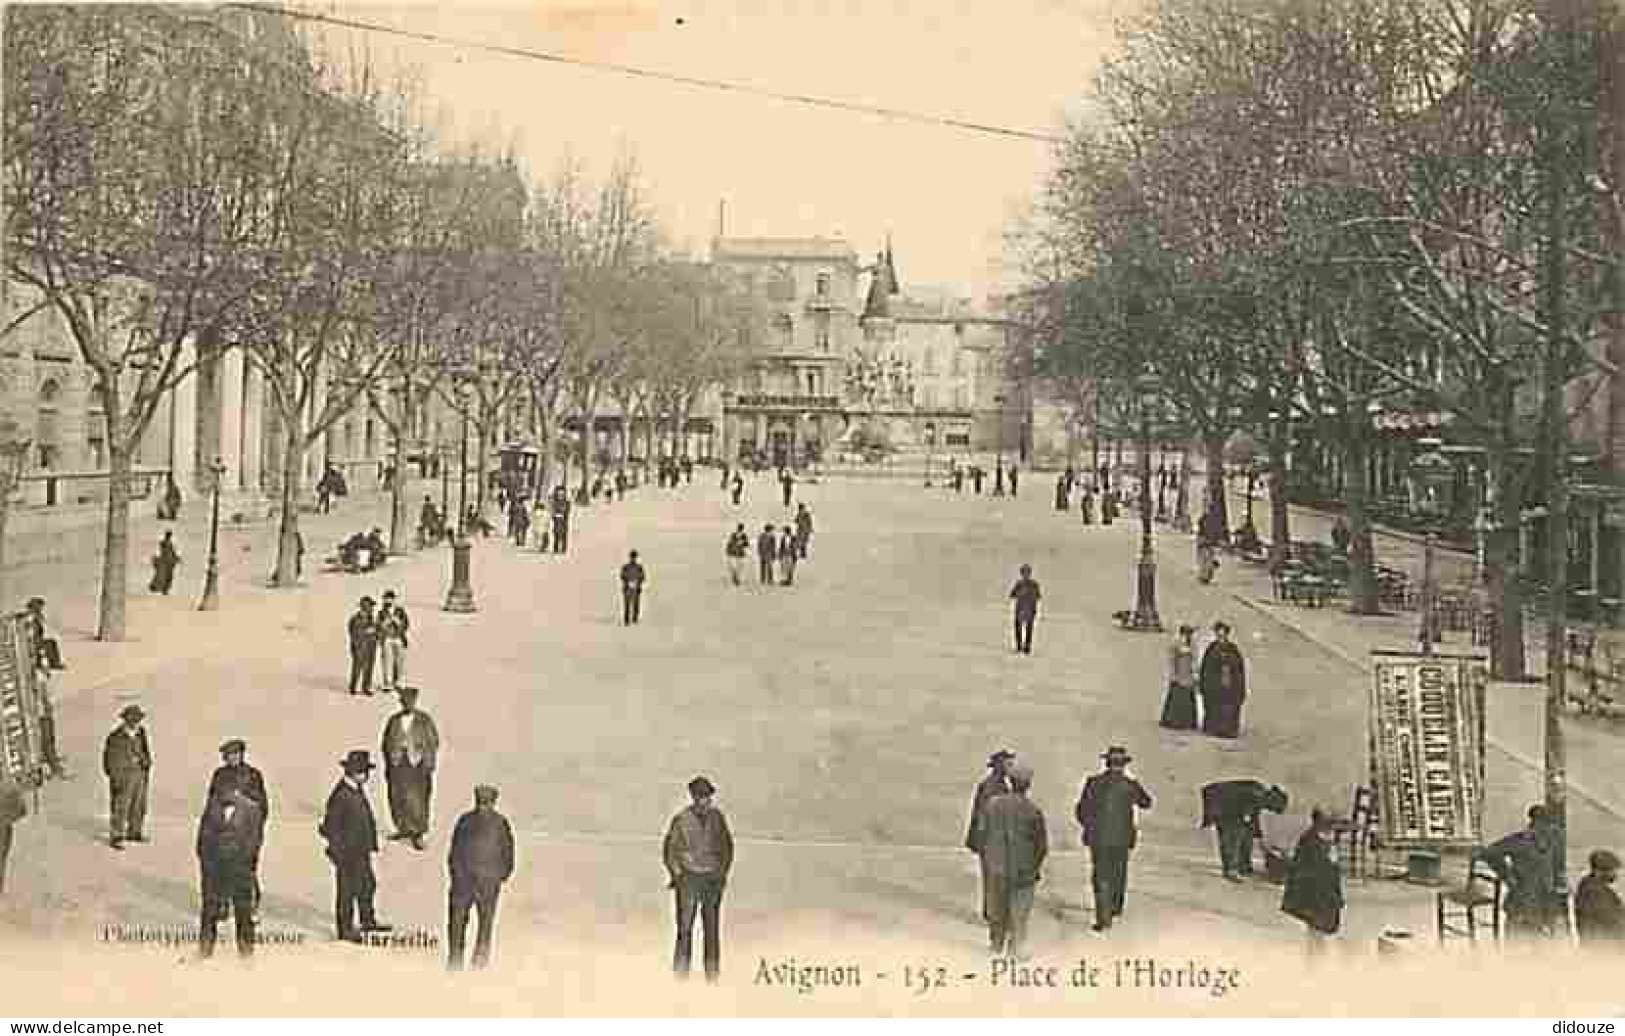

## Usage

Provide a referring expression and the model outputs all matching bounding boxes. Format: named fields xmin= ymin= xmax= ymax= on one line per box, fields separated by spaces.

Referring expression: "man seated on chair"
xmin=1475 ymin=804 xmax=1562 ymax=938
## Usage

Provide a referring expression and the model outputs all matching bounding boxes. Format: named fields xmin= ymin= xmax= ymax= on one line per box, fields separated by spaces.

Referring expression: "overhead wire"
xmin=225 ymin=2 xmax=1066 ymax=145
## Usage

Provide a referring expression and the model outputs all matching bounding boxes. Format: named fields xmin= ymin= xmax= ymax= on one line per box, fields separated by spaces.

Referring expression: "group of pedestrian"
xmin=724 ymin=503 xmax=814 ymax=589
xmin=346 ymin=591 xmax=411 ymax=696
xmin=91 ymin=688 xmax=514 ymax=970
xmin=962 ymin=745 xmax=1151 ymax=957
xmin=1159 ymin=621 xmax=1248 ymax=738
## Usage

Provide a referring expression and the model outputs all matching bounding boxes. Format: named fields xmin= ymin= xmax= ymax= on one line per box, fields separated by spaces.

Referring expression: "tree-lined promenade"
xmin=1017 ymin=0 xmax=1619 ymax=685
xmin=3 ymin=5 xmax=763 ymax=641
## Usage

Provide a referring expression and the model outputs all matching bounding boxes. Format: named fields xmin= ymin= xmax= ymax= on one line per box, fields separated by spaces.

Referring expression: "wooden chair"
xmin=1329 ymin=785 xmax=1378 ymax=880
xmin=1436 ymin=860 xmax=1502 ymax=945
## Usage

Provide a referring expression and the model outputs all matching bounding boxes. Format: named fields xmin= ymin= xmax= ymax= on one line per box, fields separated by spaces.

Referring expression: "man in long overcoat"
xmin=965 ymin=750 xmax=1014 ymax=936
xmin=447 ymin=785 xmax=516 ymax=970
xmin=978 ymin=760 xmax=1048 ymax=958
xmin=347 ymin=596 xmax=378 ymax=696
xmin=320 ymin=750 xmax=392 ymax=942
xmin=1198 ymin=622 xmax=1248 ymax=738
xmin=756 ymin=524 xmax=778 ymax=586
xmin=381 ymin=687 xmax=440 ymax=850
xmin=1075 ymin=745 xmax=1152 ymax=932
xmin=102 ymin=704 xmax=152 ymax=850
xmin=550 ymin=485 xmax=572 ymax=554
xmin=196 ymin=785 xmax=263 ymax=958
xmin=206 ymin=739 xmax=269 ymax=914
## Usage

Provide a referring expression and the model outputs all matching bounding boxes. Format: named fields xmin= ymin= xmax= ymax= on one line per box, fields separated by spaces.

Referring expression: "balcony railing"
xmin=730 ymin=394 xmax=842 ymax=410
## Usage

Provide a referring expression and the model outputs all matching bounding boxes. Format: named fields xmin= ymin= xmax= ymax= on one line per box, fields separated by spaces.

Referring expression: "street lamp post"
xmin=924 ymin=423 xmax=935 ymax=488
xmin=458 ymin=388 xmax=471 ymax=535
xmin=1127 ymin=372 xmax=1163 ymax=632
xmin=439 ymin=442 xmax=451 ymax=527
xmin=1411 ymin=438 xmax=1452 ymax=654
xmin=197 ymin=456 xmax=227 ymax=611
xmin=993 ymin=394 xmax=1007 ymax=496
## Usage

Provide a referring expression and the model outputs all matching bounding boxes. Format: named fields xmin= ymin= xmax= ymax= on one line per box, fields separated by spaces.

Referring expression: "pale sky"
xmin=307 ymin=0 xmax=1139 ymax=299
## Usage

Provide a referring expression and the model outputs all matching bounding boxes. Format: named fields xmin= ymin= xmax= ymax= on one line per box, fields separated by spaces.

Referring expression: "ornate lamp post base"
xmin=443 ymin=537 xmax=478 ymax=613
xmin=1125 ymin=556 xmax=1162 ymax=632
xmin=198 ymin=563 xmax=220 ymax=612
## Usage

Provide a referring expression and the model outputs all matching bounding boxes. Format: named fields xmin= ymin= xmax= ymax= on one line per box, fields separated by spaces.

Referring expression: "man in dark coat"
xmin=1075 ymin=745 xmax=1152 ymax=932
xmin=1008 ymin=564 xmax=1041 ymax=655
xmin=148 ymin=531 xmax=180 ymax=594
xmin=1009 ymin=466 xmax=1019 ymax=496
xmin=381 ymin=688 xmax=440 ymax=850
xmin=320 ymin=750 xmax=392 ymax=942
xmin=102 ymin=704 xmax=152 ymax=850
xmin=972 ymin=466 xmax=985 ymax=494
xmin=1198 ymin=622 xmax=1247 ymax=738
xmin=777 ymin=527 xmax=798 ymax=586
xmin=206 ymin=738 xmax=269 ymax=915
xmin=447 ymin=784 xmax=516 ymax=970
xmin=1055 ymin=472 xmax=1070 ymax=512
xmin=1200 ymin=780 xmax=1288 ymax=880
xmin=621 ymin=550 xmax=647 ymax=625
xmin=725 ymin=524 xmax=750 ymax=587
xmin=664 ymin=775 xmax=734 ymax=982
xmin=756 ymin=524 xmax=778 ymax=585
xmin=1574 ymin=849 xmax=1623 ymax=948
xmin=347 ymin=596 xmax=378 ymax=696
xmin=550 ymin=485 xmax=572 ymax=554
xmin=730 ymin=471 xmax=744 ymax=506
xmin=1475 ymin=804 xmax=1563 ymax=936
xmin=794 ymin=504 xmax=814 ymax=560
xmin=779 ymin=469 xmax=794 ymax=508
xmin=965 ymin=749 xmax=1014 ymax=938
xmin=978 ymin=760 xmax=1048 ymax=959
xmin=1281 ymin=807 xmax=1342 ymax=953
xmin=196 ymin=785 xmax=264 ymax=958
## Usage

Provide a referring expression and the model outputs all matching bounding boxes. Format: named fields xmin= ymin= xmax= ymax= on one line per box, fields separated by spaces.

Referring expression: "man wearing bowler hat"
xmin=381 ymin=687 xmax=439 ymax=850
xmin=663 ymin=775 xmax=734 ymax=981
xmin=320 ymin=750 xmax=393 ymax=942
xmin=447 ymin=785 xmax=516 ymax=971
xmin=1075 ymin=745 xmax=1153 ymax=932
xmin=206 ymin=739 xmax=270 ymax=916
xmin=965 ymin=749 xmax=1014 ymax=940
xmin=102 ymin=704 xmax=152 ymax=850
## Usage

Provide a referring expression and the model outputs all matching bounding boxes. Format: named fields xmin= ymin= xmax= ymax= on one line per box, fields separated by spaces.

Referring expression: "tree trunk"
xmin=1267 ymin=430 xmax=1292 ymax=571
xmin=1488 ymin=425 xmax=1528 ymax=679
xmin=1203 ymin=432 xmax=1230 ymax=538
xmin=1342 ymin=429 xmax=1381 ymax=615
xmin=96 ymin=437 xmax=135 ymax=641
xmin=388 ymin=432 xmax=408 ymax=555
xmin=578 ymin=396 xmax=596 ymax=503
xmin=270 ymin=421 xmax=304 ymax=587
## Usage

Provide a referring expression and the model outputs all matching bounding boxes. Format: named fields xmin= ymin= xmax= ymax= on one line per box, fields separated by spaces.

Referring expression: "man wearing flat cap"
xmin=1075 ymin=745 xmax=1152 ymax=932
xmin=102 ymin=705 xmax=152 ymax=850
xmin=966 ymin=750 xmax=1014 ymax=936
xmin=319 ymin=750 xmax=392 ymax=942
xmin=381 ymin=687 xmax=439 ymax=850
xmin=206 ymin=739 xmax=270 ymax=916
xmin=663 ymin=776 xmax=734 ymax=981
xmin=977 ymin=760 xmax=1048 ymax=958
xmin=447 ymin=785 xmax=516 ymax=970
xmin=347 ymin=597 xmax=378 ymax=696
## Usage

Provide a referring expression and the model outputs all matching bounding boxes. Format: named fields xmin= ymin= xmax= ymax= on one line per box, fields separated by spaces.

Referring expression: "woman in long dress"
xmin=1159 ymin=625 xmax=1198 ymax=729
xmin=148 ymin=532 xmax=180 ymax=595
xmin=1281 ymin=808 xmax=1343 ymax=956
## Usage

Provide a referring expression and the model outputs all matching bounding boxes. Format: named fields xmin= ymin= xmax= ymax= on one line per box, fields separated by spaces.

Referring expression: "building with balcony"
xmin=712 ymin=237 xmax=860 ymax=467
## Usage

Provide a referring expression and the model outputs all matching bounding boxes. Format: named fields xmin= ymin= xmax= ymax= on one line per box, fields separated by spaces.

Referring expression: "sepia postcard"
xmin=1 ymin=0 xmax=1622 ymax=1018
